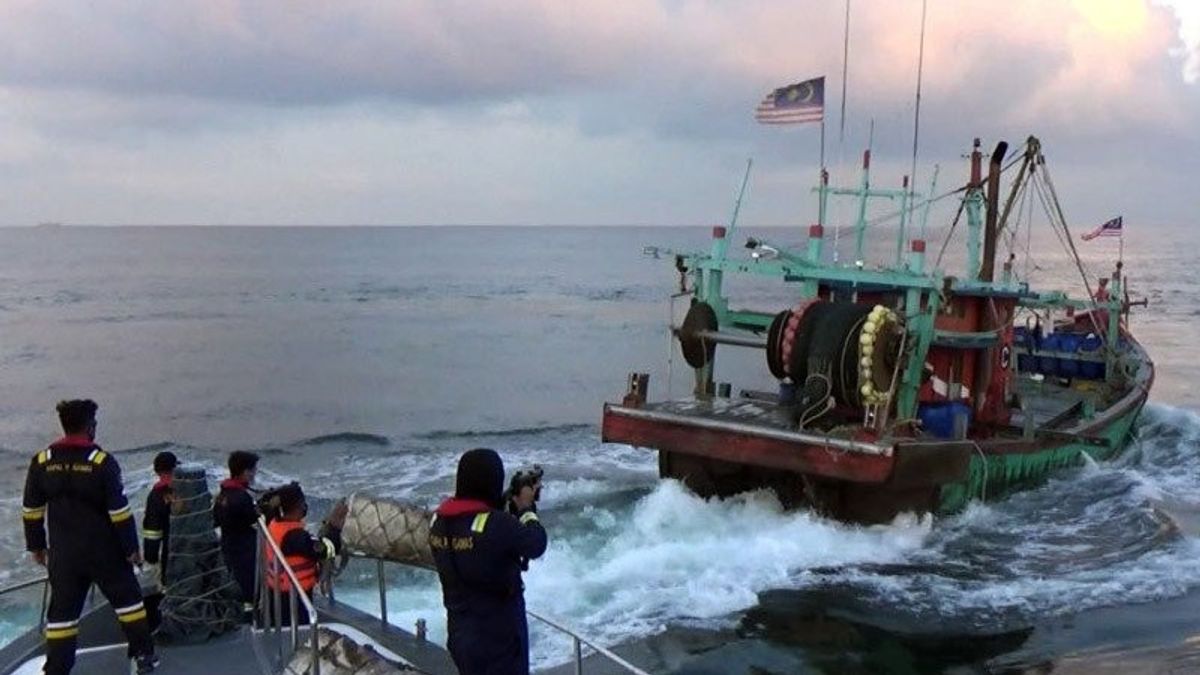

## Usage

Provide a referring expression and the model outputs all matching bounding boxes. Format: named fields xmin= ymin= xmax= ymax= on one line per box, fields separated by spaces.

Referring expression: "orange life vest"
xmin=265 ymin=519 xmax=320 ymax=594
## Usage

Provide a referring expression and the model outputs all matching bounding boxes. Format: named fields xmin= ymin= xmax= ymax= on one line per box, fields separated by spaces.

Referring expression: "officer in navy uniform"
xmin=142 ymin=452 xmax=178 ymax=581
xmin=22 ymin=399 xmax=158 ymax=674
xmin=212 ymin=450 xmax=260 ymax=617
xmin=141 ymin=450 xmax=177 ymax=629
xmin=430 ymin=448 xmax=547 ymax=675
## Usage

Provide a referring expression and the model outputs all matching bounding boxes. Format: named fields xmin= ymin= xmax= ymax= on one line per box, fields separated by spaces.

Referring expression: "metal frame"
xmin=0 ymin=575 xmax=50 ymax=630
xmin=256 ymin=516 xmax=321 ymax=675
xmin=346 ymin=553 xmax=650 ymax=675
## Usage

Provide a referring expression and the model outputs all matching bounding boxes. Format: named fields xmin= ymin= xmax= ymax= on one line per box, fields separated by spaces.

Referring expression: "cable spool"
xmin=806 ymin=302 xmax=873 ymax=407
xmin=781 ymin=300 xmax=829 ymax=383
xmin=679 ymin=301 xmax=718 ymax=368
xmin=765 ymin=310 xmax=791 ymax=380
xmin=775 ymin=301 xmax=907 ymax=427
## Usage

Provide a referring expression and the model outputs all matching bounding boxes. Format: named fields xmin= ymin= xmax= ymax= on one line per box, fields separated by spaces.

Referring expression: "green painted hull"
xmin=937 ymin=397 xmax=1148 ymax=514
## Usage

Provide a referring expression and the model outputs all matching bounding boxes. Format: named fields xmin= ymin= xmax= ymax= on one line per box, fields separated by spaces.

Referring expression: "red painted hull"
xmin=602 ymin=402 xmax=974 ymax=522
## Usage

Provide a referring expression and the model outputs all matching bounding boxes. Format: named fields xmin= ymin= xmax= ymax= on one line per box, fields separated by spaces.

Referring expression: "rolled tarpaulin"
xmin=338 ymin=494 xmax=434 ymax=569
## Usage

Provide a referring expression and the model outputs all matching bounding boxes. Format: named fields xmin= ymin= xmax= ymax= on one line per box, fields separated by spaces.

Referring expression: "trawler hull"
xmin=603 ymin=338 xmax=1153 ymax=524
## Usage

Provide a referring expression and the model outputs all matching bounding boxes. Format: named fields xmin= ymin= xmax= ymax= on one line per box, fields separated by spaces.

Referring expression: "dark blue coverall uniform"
xmin=142 ymin=477 xmax=173 ymax=574
xmin=212 ymin=478 xmax=258 ymax=612
xmin=22 ymin=436 xmax=155 ymax=674
xmin=430 ymin=498 xmax=548 ymax=675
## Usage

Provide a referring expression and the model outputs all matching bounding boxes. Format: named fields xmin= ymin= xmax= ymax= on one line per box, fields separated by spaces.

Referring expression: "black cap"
xmin=455 ymin=448 xmax=504 ymax=509
xmin=153 ymin=451 xmax=179 ymax=475
xmin=277 ymin=482 xmax=306 ymax=512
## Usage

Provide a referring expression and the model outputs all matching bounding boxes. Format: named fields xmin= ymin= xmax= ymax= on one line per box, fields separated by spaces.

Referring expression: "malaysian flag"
xmin=755 ymin=76 xmax=825 ymax=125
xmin=1081 ymin=216 xmax=1123 ymax=241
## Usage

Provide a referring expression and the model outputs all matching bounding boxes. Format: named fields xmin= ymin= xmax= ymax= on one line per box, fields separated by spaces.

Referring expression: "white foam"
xmin=339 ymin=479 xmax=931 ymax=669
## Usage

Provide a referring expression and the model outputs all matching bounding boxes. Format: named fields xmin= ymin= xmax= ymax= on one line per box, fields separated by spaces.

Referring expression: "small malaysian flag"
xmin=1081 ymin=216 xmax=1123 ymax=241
xmin=755 ymin=76 xmax=825 ymax=125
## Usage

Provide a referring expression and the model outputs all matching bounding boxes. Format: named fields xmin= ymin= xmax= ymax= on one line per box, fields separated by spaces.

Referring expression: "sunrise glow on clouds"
xmin=0 ymin=0 xmax=1196 ymax=226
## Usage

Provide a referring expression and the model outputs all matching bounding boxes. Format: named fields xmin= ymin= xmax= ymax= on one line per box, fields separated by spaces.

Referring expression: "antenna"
xmin=833 ymin=0 xmax=852 ymax=263
xmin=839 ymin=0 xmax=852 ymax=146
xmin=907 ymin=0 xmax=929 ymax=225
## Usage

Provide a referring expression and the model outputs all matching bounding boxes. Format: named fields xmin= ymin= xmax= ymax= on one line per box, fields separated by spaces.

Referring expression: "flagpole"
xmin=819 ymin=119 xmax=826 ymax=179
xmin=1119 ymin=219 xmax=1124 ymax=264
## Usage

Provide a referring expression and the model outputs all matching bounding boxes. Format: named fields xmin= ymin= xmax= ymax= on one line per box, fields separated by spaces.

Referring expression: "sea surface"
xmin=0 ymin=224 xmax=1198 ymax=674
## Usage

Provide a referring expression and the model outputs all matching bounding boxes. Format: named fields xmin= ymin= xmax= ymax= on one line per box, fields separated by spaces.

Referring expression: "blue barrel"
xmin=1017 ymin=351 xmax=1034 ymax=373
xmin=1079 ymin=333 xmax=1104 ymax=380
xmin=918 ymin=401 xmax=972 ymax=439
xmin=1058 ymin=333 xmax=1081 ymax=377
xmin=1038 ymin=333 xmax=1061 ymax=376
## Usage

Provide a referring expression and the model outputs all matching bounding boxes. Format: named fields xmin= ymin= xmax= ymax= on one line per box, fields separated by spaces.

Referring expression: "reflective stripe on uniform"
xmin=44 ymin=626 xmax=79 ymax=640
xmin=471 ymin=512 xmax=490 ymax=534
xmin=115 ymin=602 xmax=147 ymax=623
xmin=117 ymin=609 xmax=147 ymax=623
xmin=109 ymin=506 xmax=133 ymax=523
xmin=143 ymin=529 xmax=163 ymax=540
xmin=114 ymin=601 xmax=144 ymax=615
xmin=519 ymin=511 xmax=539 ymax=525
xmin=320 ymin=537 xmax=336 ymax=560
xmin=45 ymin=620 xmax=78 ymax=630
xmin=36 ymin=450 xmax=49 ymax=464
xmin=22 ymin=506 xmax=46 ymax=521
xmin=90 ymin=450 xmax=107 ymax=465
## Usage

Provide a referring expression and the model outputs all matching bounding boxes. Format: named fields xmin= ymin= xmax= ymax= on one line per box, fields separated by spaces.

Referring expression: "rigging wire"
xmin=865 ymin=184 xmax=966 ymax=229
xmin=1028 ymin=171 xmax=1106 ymax=337
xmin=933 ymin=198 xmax=967 ymax=269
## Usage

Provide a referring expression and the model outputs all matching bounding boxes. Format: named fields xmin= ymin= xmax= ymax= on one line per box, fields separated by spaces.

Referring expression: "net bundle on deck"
xmin=338 ymin=494 xmax=434 ymax=569
xmin=157 ymin=464 xmax=245 ymax=643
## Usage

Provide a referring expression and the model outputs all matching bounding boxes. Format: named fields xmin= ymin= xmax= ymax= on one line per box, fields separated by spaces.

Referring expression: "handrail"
xmin=526 ymin=610 xmax=652 ymax=675
xmin=255 ymin=516 xmax=321 ymax=675
xmin=342 ymin=553 xmax=650 ymax=675
xmin=0 ymin=575 xmax=48 ymax=597
xmin=0 ymin=575 xmax=50 ymax=635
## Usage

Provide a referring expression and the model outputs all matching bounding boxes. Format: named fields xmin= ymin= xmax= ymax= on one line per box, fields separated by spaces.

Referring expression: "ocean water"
xmin=0 ymin=224 xmax=1197 ymax=673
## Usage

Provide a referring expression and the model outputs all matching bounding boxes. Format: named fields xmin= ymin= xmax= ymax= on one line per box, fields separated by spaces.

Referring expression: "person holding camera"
xmin=430 ymin=448 xmax=547 ymax=675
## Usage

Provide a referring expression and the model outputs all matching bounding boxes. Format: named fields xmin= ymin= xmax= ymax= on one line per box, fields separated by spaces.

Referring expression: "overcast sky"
xmin=0 ymin=0 xmax=1197 ymax=227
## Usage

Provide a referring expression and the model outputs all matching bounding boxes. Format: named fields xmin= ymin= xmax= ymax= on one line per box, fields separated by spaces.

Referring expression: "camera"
xmin=503 ymin=465 xmax=544 ymax=515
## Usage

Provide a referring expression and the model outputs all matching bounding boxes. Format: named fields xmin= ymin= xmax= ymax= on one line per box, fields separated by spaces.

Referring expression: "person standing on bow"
xmin=212 ymin=450 xmax=259 ymax=617
xmin=141 ymin=450 xmax=178 ymax=630
xmin=429 ymin=448 xmax=547 ymax=675
xmin=142 ymin=451 xmax=178 ymax=587
xmin=22 ymin=399 xmax=158 ymax=674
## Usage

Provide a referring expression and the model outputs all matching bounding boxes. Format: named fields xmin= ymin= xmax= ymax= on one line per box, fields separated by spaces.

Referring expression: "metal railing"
xmin=347 ymin=553 xmax=650 ymax=675
xmin=0 ymin=575 xmax=50 ymax=629
xmin=256 ymin=516 xmax=321 ymax=675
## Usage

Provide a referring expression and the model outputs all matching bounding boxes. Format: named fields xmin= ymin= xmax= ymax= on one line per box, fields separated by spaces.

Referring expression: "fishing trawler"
xmin=602 ymin=136 xmax=1153 ymax=523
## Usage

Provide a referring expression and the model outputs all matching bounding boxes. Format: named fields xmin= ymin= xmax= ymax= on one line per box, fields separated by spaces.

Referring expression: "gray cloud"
xmin=0 ymin=0 xmax=1196 ymax=227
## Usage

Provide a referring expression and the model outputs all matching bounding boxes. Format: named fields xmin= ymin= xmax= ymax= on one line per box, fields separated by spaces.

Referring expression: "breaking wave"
xmin=293 ymin=432 xmax=392 ymax=447
xmin=414 ymin=423 xmax=592 ymax=441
